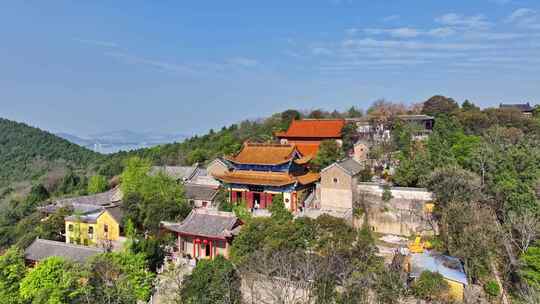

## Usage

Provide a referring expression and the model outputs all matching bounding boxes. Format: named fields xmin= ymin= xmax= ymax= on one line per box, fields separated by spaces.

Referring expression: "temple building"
xmin=212 ymin=143 xmax=320 ymax=211
xmin=275 ymin=119 xmax=346 ymax=157
xmin=161 ymin=209 xmax=242 ymax=262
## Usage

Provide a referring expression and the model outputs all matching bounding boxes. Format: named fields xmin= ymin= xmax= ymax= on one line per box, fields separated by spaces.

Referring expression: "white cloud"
xmin=105 ymin=52 xmax=195 ymax=73
xmin=427 ymin=27 xmax=456 ymax=37
xmin=435 ymin=13 xmax=492 ymax=29
xmin=363 ymin=27 xmax=455 ymax=38
xmin=342 ymin=38 xmax=492 ymax=51
xmin=506 ymin=8 xmax=535 ymax=22
xmin=505 ymin=8 xmax=540 ymax=29
xmin=462 ymin=31 xmax=526 ymax=40
xmin=364 ymin=27 xmax=420 ymax=38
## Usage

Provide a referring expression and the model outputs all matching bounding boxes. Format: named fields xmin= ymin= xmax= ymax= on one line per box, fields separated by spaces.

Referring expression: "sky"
xmin=1 ymin=0 xmax=539 ymax=137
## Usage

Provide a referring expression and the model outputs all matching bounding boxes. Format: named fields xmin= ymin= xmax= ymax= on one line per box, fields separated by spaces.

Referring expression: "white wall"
xmin=357 ymin=183 xmax=433 ymax=201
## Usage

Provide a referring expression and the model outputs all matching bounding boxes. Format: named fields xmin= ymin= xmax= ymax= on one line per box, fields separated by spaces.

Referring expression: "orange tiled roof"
xmin=225 ymin=143 xmax=298 ymax=165
xmin=294 ymin=155 xmax=313 ymax=165
xmin=296 ymin=172 xmax=321 ymax=185
xmin=275 ymin=119 xmax=346 ymax=139
xmin=214 ymin=171 xmax=320 ymax=187
xmin=295 ymin=143 xmax=321 ymax=157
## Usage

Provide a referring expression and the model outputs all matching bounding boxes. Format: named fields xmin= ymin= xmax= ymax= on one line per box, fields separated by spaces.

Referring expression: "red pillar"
xmin=209 ymin=240 xmax=212 ymax=259
xmin=245 ymin=192 xmax=251 ymax=208
xmin=266 ymin=193 xmax=273 ymax=208
xmin=260 ymin=193 xmax=266 ymax=209
xmin=192 ymin=238 xmax=196 ymax=257
xmin=232 ymin=191 xmax=237 ymax=203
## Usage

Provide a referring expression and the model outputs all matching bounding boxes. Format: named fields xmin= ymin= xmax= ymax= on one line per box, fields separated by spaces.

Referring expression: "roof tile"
xmin=276 ymin=119 xmax=346 ymax=138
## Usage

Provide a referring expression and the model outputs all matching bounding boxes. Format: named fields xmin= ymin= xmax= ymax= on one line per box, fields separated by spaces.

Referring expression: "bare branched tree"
xmin=505 ymin=210 xmax=540 ymax=255
xmin=239 ymin=250 xmax=320 ymax=304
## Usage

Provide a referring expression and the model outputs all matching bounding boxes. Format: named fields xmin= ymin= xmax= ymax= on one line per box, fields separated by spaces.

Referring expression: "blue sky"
xmin=1 ymin=1 xmax=539 ymax=136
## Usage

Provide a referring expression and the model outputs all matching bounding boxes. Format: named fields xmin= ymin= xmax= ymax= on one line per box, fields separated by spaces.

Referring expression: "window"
xmin=104 ymin=224 xmax=109 ymax=233
xmin=88 ymin=227 xmax=94 ymax=234
xmin=68 ymin=224 xmax=73 ymax=232
xmin=333 ymin=177 xmax=339 ymax=184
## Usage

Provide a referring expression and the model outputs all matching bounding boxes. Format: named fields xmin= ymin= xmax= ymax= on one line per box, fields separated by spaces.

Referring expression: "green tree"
xmin=421 ymin=95 xmax=459 ymax=117
xmin=461 ymin=99 xmax=480 ymax=111
xmin=86 ymin=251 xmax=155 ymax=302
xmin=230 ymin=217 xmax=274 ymax=264
xmin=268 ymin=194 xmax=293 ymax=223
xmin=341 ymin=122 xmax=358 ymax=153
xmin=180 ymin=255 xmax=241 ymax=304
xmin=216 ymin=188 xmax=232 ymax=212
xmin=381 ymin=185 xmax=393 ymax=203
xmin=484 ymin=280 xmax=500 ymax=298
xmin=26 ymin=184 xmax=50 ymax=205
xmin=425 ymin=166 xmax=483 ymax=208
xmin=312 ymin=140 xmax=345 ymax=171
xmin=19 ymin=257 xmax=88 ymax=304
xmin=520 ymin=245 xmax=540 ymax=291
xmin=232 ymin=200 xmax=251 ymax=223
xmin=87 ymin=174 xmax=108 ymax=194
xmin=120 ymin=163 xmax=191 ymax=234
xmin=120 ymin=157 xmax=151 ymax=196
xmin=411 ymin=271 xmax=450 ymax=302
xmin=346 ymin=106 xmax=363 ymax=118
xmin=0 ymin=247 xmax=26 ymax=303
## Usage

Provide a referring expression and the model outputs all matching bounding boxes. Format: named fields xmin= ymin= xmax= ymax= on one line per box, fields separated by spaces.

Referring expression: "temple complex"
xmin=212 ymin=142 xmax=320 ymax=211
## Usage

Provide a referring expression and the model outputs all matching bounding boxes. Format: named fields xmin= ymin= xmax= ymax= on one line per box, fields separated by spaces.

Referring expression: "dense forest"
xmin=0 ymin=118 xmax=103 ymax=201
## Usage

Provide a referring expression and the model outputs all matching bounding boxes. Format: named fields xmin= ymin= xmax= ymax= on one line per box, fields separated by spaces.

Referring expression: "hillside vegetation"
xmin=0 ymin=118 xmax=103 ymax=191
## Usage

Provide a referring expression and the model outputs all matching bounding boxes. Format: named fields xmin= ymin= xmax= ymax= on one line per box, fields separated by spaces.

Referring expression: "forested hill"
xmin=0 ymin=118 xmax=103 ymax=189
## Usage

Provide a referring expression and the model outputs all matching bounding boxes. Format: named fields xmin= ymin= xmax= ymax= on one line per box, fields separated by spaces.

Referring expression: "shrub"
xmin=412 ymin=271 xmax=449 ymax=301
xmin=484 ymin=280 xmax=500 ymax=298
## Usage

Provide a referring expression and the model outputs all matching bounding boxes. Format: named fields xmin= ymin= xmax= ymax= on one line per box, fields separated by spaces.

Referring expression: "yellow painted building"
xmin=65 ymin=206 xmax=123 ymax=247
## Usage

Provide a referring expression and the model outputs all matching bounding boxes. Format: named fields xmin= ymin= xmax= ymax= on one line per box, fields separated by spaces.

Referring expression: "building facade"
xmin=212 ymin=143 xmax=320 ymax=211
xmin=320 ymin=158 xmax=364 ymax=213
xmin=161 ymin=209 xmax=242 ymax=261
xmin=65 ymin=206 xmax=123 ymax=247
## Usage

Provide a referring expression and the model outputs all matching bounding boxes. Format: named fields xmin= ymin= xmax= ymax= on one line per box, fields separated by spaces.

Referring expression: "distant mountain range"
xmin=57 ymin=130 xmax=190 ymax=154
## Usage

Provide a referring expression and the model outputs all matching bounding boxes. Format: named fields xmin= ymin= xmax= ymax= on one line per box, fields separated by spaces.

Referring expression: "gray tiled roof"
xmin=150 ymin=165 xmax=198 ymax=181
xmin=397 ymin=114 xmax=435 ymax=121
xmin=40 ymin=187 xmax=122 ymax=214
xmin=336 ymin=158 xmax=364 ymax=176
xmin=105 ymin=206 xmax=124 ymax=225
xmin=189 ymin=168 xmax=221 ymax=187
xmin=500 ymin=103 xmax=534 ymax=112
xmin=161 ymin=209 xmax=241 ymax=239
xmin=65 ymin=210 xmax=103 ymax=223
xmin=24 ymin=238 xmax=105 ymax=263
xmin=185 ymin=184 xmax=219 ymax=201
xmin=65 ymin=205 xmax=124 ymax=226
